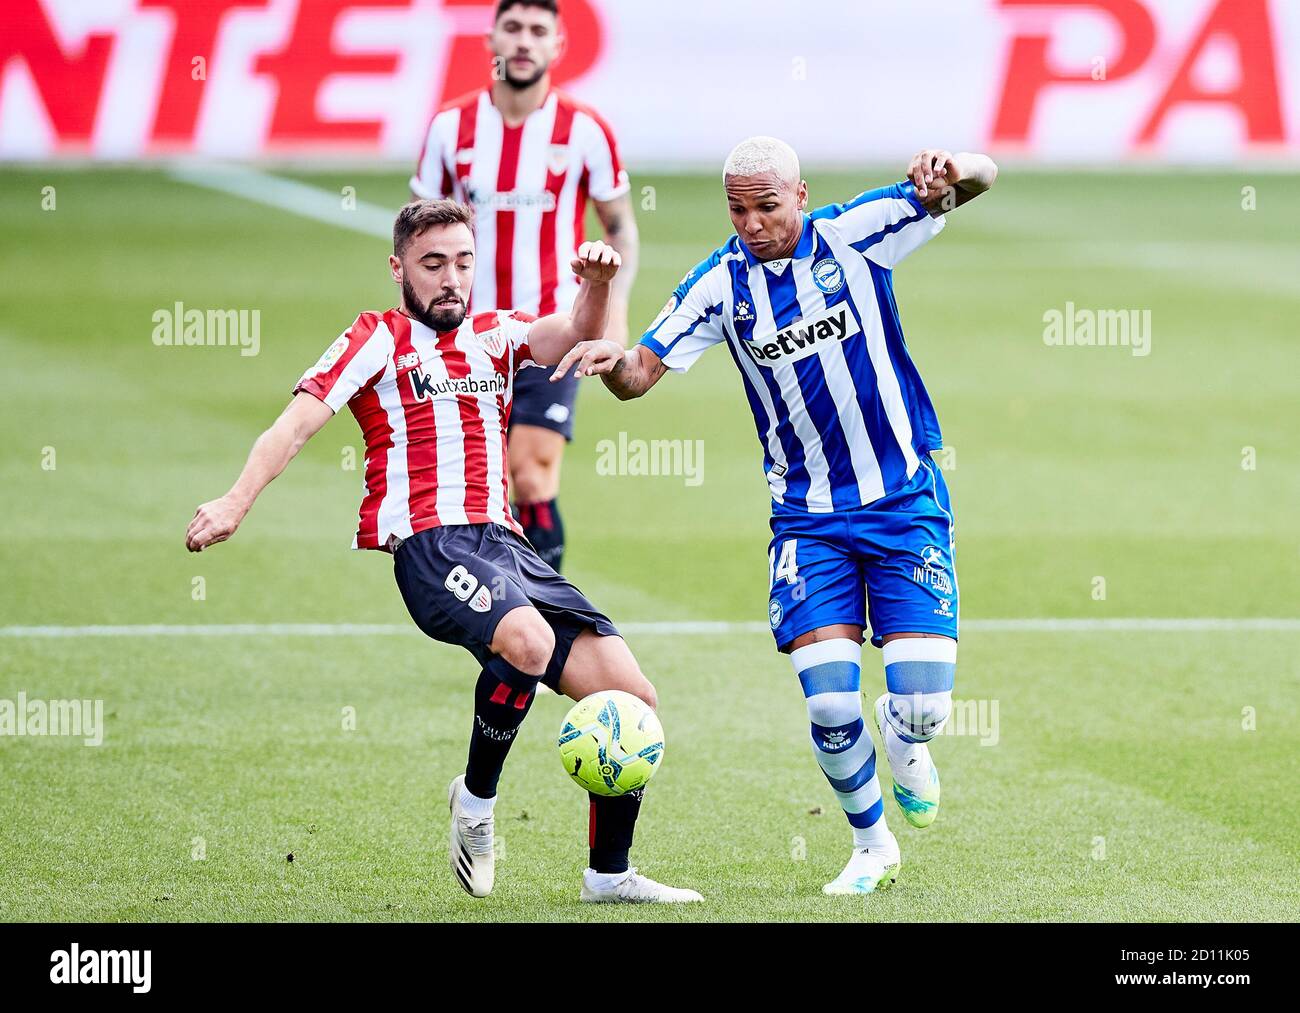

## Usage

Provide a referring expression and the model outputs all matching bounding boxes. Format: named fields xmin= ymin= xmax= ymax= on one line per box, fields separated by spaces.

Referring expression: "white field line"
xmin=168 ymin=163 xmax=392 ymax=239
xmin=1 ymin=618 xmax=1297 ymax=638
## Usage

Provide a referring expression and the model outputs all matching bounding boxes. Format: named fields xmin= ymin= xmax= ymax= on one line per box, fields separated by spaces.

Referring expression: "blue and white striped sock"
xmin=880 ymin=638 xmax=956 ymax=782
xmin=791 ymin=639 xmax=890 ymax=848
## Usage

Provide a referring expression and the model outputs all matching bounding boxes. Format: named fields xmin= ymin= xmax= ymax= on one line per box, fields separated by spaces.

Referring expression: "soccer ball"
xmin=557 ymin=690 xmax=664 ymax=796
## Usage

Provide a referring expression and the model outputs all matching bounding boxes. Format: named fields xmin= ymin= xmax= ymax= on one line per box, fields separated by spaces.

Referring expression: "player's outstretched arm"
xmin=599 ymin=345 xmax=668 ymax=401
xmin=529 ymin=240 xmax=625 ymax=377
xmin=909 ymin=150 xmax=998 ymax=215
xmin=185 ymin=392 xmax=333 ymax=552
xmin=593 ymin=194 xmax=640 ymax=346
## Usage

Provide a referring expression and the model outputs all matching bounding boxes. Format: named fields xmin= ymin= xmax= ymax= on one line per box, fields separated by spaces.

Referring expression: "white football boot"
xmin=448 ymin=775 xmax=495 ymax=897
xmin=822 ymin=834 xmax=902 ymax=895
xmin=873 ymin=693 xmax=941 ymax=828
xmin=580 ymin=868 xmax=704 ymax=904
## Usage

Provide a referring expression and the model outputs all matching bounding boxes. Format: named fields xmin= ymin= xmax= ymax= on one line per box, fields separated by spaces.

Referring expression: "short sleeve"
xmin=294 ymin=314 xmax=392 ymax=412
xmin=576 ymin=108 xmax=629 ymax=203
xmin=410 ymin=112 xmax=454 ymax=199
xmin=501 ymin=311 xmax=540 ymax=372
xmin=638 ymin=261 xmax=727 ymax=373
xmin=811 ymin=181 xmax=945 ymax=269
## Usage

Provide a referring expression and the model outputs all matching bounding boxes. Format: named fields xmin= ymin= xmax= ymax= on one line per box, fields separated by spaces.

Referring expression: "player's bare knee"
xmin=511 ymin=459 xmax=559 ymax=503
xmin=492 ymin=609 xmax=555 ymax=676
xmin=630 ymin=676 xmax=658 ymax=712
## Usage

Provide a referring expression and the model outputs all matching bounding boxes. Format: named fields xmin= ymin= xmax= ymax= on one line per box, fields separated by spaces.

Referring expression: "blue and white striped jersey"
xmin=639 ymin=181 xmax=946 ymax=513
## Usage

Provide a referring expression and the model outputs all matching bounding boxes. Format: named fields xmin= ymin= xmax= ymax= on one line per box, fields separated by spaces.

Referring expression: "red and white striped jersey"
xmin=294 ymin=307 xmax=540 ymax=550
xmin=411 ymin=88 xmax=628 ymax=317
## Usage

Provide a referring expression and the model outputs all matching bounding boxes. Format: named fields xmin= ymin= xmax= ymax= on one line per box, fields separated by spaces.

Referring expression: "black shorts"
xmin=392 ymin=523 xmax=618 ymax=688
xmin=509 ymin=363 xmax=578 ymax=440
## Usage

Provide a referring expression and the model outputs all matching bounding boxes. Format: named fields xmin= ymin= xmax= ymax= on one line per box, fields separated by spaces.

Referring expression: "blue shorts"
xmin=393 ymin=523 xmax=618 ymax=688
xmin=509 ymin=363 xmax=578 ymax=440
xmin=766 ymin=456 xmax=958 ymax=651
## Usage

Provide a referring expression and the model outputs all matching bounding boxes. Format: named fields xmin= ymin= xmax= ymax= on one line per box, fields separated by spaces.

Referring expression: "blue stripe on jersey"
xmin=652 ymin=301 xmax=723 ymax=360
xmin=868 ymin=261 xmax=943 ymax=452
xmin=725 ymin=256 xmax=812 ymax=503
xmin=763 ymin=242 xmax=862 ymax=510
xmin=810 ymin=181 xmax=925 ymax=226
xmin=807 ymin=227 xmax=910 ymax=500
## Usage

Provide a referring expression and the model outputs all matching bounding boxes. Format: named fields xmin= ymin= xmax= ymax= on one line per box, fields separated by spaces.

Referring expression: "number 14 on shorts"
xmin=769 ymin=539 xmax=799 ymax=587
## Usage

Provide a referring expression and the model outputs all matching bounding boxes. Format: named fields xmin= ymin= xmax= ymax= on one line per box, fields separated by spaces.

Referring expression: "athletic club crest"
xmin=477 ymin=327 xmax=507 ymax=358
xmin=547 ymin=143 xmax=570 ymax=176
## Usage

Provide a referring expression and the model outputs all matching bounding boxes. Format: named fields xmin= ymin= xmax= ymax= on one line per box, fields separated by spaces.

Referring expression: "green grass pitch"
xmin=0 ymin=165 xmax=1296 ymax=921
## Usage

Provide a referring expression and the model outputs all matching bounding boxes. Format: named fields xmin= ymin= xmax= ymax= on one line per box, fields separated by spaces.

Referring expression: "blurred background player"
xmin=587 ymin=136 xmax=997 ymax=895
xmin=411 ymin=0 xmax=639 ymax=572
xmin=185 ymin=200 xmax=699 ymax=905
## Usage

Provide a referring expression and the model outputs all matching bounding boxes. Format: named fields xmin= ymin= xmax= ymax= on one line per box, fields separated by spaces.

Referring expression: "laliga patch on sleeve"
xmin=313 ymin=335 xmax=349 ymax=374
xmin=648 ymin=294 xmax=678 ymax=332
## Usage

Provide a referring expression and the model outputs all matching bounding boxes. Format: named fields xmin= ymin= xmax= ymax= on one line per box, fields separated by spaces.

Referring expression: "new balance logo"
xmin=742 ymin=303 xmax=860 ymax=366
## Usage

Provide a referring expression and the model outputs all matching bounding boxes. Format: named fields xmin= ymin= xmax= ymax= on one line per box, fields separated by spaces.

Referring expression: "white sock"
xmin=881 ymin=720 xmax=931 ymax=791
xmin=584 ymin=867 xmax=632 ymax=890
xmin=458 ymin=782 xmax=496 ymax=820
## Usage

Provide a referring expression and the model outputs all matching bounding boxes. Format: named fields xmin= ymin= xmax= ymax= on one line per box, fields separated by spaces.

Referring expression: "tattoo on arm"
xmin=601 ymin=349 xmax=665 ymax=400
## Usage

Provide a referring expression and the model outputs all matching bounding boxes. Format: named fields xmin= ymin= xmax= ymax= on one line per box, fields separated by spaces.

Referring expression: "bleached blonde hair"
xmin=722 ymin=136 xmax=801 ymax=185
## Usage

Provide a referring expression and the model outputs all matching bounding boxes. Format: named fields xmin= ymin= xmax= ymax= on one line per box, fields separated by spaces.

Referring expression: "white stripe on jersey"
xmin=462 ymin=336 xmax=509 ymax=523
xmin=466 ymin=91 xmax=502 ymax=311
xmin=789 ymin=255 xmax=886 ymax=504
xmin=746 ymin=260 xmax=835 ymax=512
xmin=510 ymin=95 xmax=557 ymax=313
xmin=409 ymin=326 xmax=471 ymax=527
xmin=708 ymin=259 xmax=790 ymax=502
xmin=819 ymin=224 xmax=921 ymax=479
xmin=374 ymin=349 xmax=414 ymax=547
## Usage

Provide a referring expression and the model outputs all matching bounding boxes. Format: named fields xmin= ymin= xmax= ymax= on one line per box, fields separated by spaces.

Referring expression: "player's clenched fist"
xmin=551 ymin=339 xmax=625 ymax=382
xmin=185 ymin=495 xmax=246 ymax=552
xmin=570 ymin=240 xmax=621 ymax=284
xmin=907 ymin=148 xmax=959 ymax=199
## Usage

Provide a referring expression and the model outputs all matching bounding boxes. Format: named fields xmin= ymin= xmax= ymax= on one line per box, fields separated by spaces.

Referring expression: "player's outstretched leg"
xmin=559 ymin=629 xmax=703 ymax=904
xmin=872 ymin=636 xmax=955 ymax=829
xmin=449 ymin=606 xmax=553 ymax=898
xmin=791 ymin=637 xmax=900 ymax=895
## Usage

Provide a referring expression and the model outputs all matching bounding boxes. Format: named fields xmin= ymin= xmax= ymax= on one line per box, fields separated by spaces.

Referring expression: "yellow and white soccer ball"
xmin=557 ymin=690 xmax=664 ymax=796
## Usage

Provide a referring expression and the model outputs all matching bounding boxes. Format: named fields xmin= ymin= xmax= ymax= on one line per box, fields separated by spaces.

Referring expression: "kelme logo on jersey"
xmin=812 ymin=258 xmax=844 ymax=294
xmin=743 ymin=303 xmax=861 ymax=367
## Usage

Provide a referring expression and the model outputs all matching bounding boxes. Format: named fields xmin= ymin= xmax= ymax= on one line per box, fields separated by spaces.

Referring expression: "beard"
xmin=402 ymin=277 xmax=466 ymax=332
xmin=501 ymin=60 xmax=548 ymax=91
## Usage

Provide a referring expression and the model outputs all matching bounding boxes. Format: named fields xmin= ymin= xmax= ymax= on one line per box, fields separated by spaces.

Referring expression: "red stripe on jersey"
xmin=494 ymin=123 xmax=523 ymax=310
xmin=538 ymin=99 xmax=576 ymax=316
xmin=392 ymin=314 xmax=441 ymax=531
xmin=350 ymin=374 xmax=393 ymax=548
xmin=573 ymin=100 xmax=625 ymax=181
xmin=295 ymin=312 xmax=381 ymax=404
xmin=574 ymin=167 xmax=589 ymax=255
xmin=452 ymin=91 xmax=481 ymax=192
xmin=443 ymin=315 xmax=494 ymax=520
